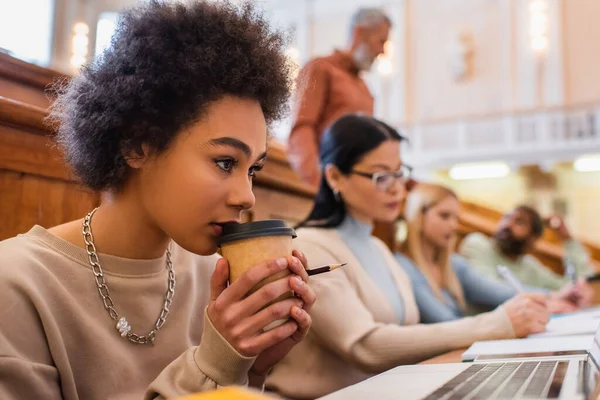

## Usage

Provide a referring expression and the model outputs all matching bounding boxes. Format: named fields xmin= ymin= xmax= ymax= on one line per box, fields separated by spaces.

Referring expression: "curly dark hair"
xmin=49 ymin=0 xmax=293 ymax=191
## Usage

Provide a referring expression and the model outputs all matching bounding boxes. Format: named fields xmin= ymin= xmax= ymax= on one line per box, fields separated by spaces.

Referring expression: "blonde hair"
xmin=402 ymin=183 xmax=466 ymax=310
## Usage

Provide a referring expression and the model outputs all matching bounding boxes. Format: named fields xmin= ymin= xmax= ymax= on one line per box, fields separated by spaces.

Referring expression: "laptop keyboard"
xmin=422 ymin=361 xmax=570 ymax=399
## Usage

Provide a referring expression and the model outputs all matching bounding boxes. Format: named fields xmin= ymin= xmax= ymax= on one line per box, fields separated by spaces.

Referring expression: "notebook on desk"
xmin=461 ymin=308 xmax=600 ymax=360
xmin=461 ymin=335 xmax=595 ymax=362
xmin=528 ymin=316 xmax=600 ymax=339
xmin=320 ymin=323 xmax=600 ymax=399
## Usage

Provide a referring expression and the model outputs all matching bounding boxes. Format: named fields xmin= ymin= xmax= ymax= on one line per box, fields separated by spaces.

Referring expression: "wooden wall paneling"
xmin=0 ymin=127 xmax=71 ymax=181
xmin=0 ymin=96 xmax=99 ymax=241
xmin=373 ymin=221 xmax=397 ymax=251
xmin=0 ymin=170 xmax=98 ymax=239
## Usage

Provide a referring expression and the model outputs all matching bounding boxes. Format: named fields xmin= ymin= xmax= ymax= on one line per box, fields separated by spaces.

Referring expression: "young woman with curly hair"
xmin=0 ymin=1 xmax=315 ymax=399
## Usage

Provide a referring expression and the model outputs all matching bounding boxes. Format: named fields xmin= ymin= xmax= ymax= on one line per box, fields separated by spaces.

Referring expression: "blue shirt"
xmin=336 ymin=215 xmax=405 ymax=323
xmin=395 ymin=252 xmax=517 ymax=323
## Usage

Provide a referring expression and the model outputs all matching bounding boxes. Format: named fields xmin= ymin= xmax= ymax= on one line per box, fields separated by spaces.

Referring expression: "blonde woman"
xmin=396 ymin=183 xmax=581 ymax=324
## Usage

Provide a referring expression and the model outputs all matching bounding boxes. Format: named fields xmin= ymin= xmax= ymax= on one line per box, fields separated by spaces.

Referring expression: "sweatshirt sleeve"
xmin=0 ymin=259 xmax=63 ymax=400
xmin=296 ymin=238 xmax=516 ymax=374
xmin=394 ymin=252 xmax=462 ymax=323
xmin=0 ymin=352 xmax=63 ymax=399
xmin=452 ymin=254 xmax=515 ymax=308
xmin=521 ymin=255 xmax=566 ymax=291
xmin=145 ymin=308 xmax=256 ymax=399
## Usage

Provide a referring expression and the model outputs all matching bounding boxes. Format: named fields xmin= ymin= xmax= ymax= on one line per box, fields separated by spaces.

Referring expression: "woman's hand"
xmin=571 ymin=278 xmax=593 ymax=308
xmin=551 ymin=278 xmax=593 ymax=309
xmin=548 ymin=297 xmax=578 ymax=314
xmin=207 ymin=249 xmax=316 ymax=386
xmin=503 ymin=293 xmax=550 ymax=337
xmin=544 ymin=215 xmax=572 ymax=241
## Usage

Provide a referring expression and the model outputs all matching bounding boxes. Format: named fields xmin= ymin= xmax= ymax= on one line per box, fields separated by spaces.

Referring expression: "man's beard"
xmin=352 ymin=44 xmax=375 ymax=71
xmin=495 ymin=228 xmax=528 ymax=257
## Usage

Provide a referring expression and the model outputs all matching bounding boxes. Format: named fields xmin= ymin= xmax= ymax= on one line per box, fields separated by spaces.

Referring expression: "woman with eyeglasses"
xmin=265 ymin=114 xmax=550 ymax=399
xmin=396 ymin=183 xmax=582 ymax=324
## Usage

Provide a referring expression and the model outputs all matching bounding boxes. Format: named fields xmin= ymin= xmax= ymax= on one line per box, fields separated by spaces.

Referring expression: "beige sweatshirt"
xmin=0 ymin=226 xmax=257 ymax=399
xmin=266 ymin=227 xmax=516 ymax=399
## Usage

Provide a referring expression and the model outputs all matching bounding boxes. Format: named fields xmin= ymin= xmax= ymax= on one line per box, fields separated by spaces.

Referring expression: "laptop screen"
xmin=588 ymin=322 xmax=600 ymax=369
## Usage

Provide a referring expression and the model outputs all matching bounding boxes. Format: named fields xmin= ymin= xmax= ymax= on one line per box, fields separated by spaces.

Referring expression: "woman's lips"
xmin=385 ymin=202 xmax=400 ymax=210
xmin=210 ymin=223 xmax=224 ymax=236
xmin=210 ymin=221 xmax=240 ymax=237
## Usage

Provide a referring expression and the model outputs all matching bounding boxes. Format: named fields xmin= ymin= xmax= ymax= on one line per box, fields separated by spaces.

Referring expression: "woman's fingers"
xmin=290 ymin=275 xmax=317 ymax=313
xmin=209 ymin=258 xmax=230 ymax=302
xmin=287 ymin=255 xmax=309 ymax=283
xmin=207 ymin=254 xmax=315 ymax=359
xmin=219 ymin=257 xmax=289 ymax=304
xmin=289 ymin=305 xmax=312 ymax=341
xmin=523 ymin=293 xmax=549 ymax=308
xmin=232 ymin=297 xmax=304 ymax=338
xmin=238 ymin=321 xmax=299 ymax=356
xmin=239 ymin=276 xmax=296 ymax=317
xmin=292 ymin=250 xmax=309 ymax=271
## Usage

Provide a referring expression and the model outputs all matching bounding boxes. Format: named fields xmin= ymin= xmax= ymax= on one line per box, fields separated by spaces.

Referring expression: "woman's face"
xmin=421 ymin=195 xmax=460 ymax=249
xmin=133 ymin=95 xmax=267 ymax=255
xmin=334 ymin=140 xmax=406 ymax=223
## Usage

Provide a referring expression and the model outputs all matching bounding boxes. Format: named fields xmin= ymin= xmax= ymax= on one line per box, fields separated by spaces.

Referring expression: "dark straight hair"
xmin=297 ymin=114 xmax=406 ymax=229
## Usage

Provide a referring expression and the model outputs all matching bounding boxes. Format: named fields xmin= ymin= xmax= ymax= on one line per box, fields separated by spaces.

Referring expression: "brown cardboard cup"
xmin=218 ymin=220 xmax=297 ymax=330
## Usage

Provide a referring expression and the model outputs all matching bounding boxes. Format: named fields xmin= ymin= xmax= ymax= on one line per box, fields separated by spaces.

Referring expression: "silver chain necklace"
xmin=82 ymin=208 xmax=176 ymax=345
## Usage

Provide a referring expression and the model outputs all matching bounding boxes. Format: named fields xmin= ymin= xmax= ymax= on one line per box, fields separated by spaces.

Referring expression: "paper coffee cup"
xmin=217 ymin=220 xmax=297 ymax=329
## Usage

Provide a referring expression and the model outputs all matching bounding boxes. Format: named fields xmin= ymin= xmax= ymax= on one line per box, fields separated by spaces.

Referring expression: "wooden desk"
xmin=420 ymin=348 xmax=466 ymax=365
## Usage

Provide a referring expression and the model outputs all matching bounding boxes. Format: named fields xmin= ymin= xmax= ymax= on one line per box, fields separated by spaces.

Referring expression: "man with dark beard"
xmin=459 ymin=205 xmax=593 ymax=308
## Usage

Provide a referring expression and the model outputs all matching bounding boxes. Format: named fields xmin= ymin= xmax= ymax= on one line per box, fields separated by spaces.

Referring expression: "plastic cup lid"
xmin=217 ymin=219 xmax=296 ymax=246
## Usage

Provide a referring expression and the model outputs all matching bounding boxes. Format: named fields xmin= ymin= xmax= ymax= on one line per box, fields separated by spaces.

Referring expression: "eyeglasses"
xmin=350 ymin=164 xmax=413 ymax=191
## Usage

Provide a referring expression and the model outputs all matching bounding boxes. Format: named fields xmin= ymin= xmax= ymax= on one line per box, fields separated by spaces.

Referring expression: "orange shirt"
xmin=286 ymin=50 xmax=374 ymax=187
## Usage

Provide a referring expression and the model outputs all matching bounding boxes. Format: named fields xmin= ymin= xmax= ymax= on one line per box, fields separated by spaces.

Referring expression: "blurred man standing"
xmin=287 ymin=8 xmax=391 ymax=187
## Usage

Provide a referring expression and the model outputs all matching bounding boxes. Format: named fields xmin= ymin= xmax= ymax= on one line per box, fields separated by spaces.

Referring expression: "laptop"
xmin=319 ymin=324 xmax=600 ymax=399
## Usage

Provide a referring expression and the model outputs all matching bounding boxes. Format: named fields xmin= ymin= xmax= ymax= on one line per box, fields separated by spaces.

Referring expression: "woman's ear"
xmin=123 ymin=143 xmax=152 ymax=169
xmin=324 ymin=164 xmax=343 ymax=192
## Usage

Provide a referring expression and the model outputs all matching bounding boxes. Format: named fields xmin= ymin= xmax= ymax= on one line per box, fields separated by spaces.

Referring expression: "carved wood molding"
xmin=0 ymin=52 xmax=66 ymax=90
xmin=0 ymin=96 xmax=50 ymax=134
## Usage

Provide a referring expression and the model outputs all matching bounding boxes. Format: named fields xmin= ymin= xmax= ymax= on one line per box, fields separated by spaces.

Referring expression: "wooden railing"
xmin=0 ymin=52 xmax=65 ymax=109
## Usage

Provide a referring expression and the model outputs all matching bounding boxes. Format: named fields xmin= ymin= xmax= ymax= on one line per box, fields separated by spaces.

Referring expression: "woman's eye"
xmin=215 ymin=159 xmax=236 ymax=173
xmin=248 ymin=164 xmax=264 ymax=178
